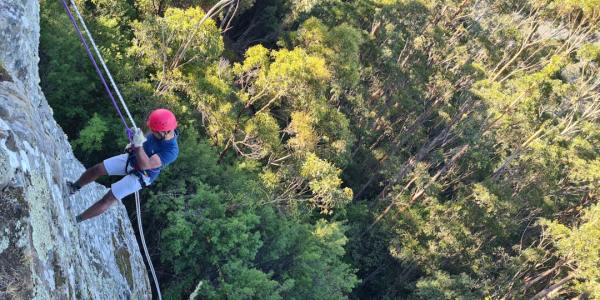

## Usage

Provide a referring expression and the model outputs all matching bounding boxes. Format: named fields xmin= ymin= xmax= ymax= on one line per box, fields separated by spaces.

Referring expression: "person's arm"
xmin=132 ymin=128 xmax=162 ymax=170
xmin=133 ymin=146 xmax=162 ymax=170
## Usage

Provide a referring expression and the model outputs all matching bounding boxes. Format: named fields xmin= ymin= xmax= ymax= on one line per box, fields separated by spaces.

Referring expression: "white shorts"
xmin=103 ymin=154 xmax=151 ymax=201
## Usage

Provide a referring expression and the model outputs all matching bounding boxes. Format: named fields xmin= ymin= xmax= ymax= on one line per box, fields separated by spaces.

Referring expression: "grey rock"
xmin=0 ymin=0 xmax=151 ymax=299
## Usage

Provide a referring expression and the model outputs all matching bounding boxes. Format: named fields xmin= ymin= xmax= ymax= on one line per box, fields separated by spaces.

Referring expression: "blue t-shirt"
xmin=130 ymin=133 xmax=179 ymax=183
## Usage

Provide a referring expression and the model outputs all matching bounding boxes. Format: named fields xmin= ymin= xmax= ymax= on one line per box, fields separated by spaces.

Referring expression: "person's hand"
xmin=133 ymin=128 xmax=146 ymax=147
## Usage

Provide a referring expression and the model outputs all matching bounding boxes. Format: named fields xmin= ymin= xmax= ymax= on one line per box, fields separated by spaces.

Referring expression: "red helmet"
xmin=147 ymin=108 xmax=177 ymax=131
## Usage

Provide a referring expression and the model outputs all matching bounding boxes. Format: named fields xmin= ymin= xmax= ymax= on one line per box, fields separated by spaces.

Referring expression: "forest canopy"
xmin=40 ymin=0 xmax=599 ymax=298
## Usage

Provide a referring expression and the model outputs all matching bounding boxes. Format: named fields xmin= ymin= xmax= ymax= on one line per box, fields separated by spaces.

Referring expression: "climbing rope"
xmin=67 ymin=0 xmax=137 ymax=131
xmin=59 ymin=0 xmax=134 ymax=137
xmin=59 ymin=1 xmax=162 ymax=299
xmin=135 ymin=191 xmax=161 ymax=299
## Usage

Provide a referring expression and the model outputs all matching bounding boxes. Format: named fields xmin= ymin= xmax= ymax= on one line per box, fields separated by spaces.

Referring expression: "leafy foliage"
xmin=39 ymin=0 xmax=599 ymax=298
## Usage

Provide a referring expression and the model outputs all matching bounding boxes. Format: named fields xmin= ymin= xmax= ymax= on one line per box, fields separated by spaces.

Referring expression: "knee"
xmin=101 ymin=190 xmax=118 ymax=207
xmin=93 ymin=163 xmax=107 ymax=176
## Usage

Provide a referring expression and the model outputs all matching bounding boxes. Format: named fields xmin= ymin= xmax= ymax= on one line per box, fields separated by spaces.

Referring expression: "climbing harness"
xmin=124 ymin=128 xmax=179 ymax=188
xmin=59 ymin=0 xmax=162 ymax=298
xmin=125 ymin=153 xmax=149 ymax=188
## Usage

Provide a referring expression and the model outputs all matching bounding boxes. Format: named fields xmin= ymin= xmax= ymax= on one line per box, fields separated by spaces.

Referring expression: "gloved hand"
xmin=132 ymin=128 xmax=146 ymax=148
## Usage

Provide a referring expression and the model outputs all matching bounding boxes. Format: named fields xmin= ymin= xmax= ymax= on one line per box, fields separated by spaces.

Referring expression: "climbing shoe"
xmin=67 ymin=181 xmax=81 ymax=195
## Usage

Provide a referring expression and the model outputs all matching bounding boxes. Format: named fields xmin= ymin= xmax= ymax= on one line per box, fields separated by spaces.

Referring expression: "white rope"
xmin=68 ymin=0 xmax=137 ymax=129
xmin=136 ymin=191 xmax=163 ymax=300
xmin=67 ymin=1 xmax=162 ymax=298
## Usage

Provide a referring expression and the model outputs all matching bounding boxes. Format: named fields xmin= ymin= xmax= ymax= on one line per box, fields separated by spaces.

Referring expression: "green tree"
xmin=536 ymin=204 xmax=600 ymax=298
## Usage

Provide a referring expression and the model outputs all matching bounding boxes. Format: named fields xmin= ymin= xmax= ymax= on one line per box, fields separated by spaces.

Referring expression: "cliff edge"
xmin=0 ymin=0 xmax=151 ymax=298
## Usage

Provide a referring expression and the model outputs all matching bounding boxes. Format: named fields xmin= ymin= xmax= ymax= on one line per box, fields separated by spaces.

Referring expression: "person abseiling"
xmin=68 ymin=108 xmax=179 ymax=223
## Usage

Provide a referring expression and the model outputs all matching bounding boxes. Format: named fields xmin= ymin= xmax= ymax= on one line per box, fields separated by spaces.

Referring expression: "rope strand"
xmin=68 ymin=0 xmax=137 ymax=130
xmin=59 ymin=0 xmax=133 ymax=136
xmin=136 ymin=191 xmax=162 ymax=300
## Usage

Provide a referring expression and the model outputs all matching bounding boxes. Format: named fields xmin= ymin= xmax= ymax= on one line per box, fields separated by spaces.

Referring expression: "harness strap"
xmin=126 ymin=152 xmax=148 ymax=188
xmin=133 ymin=171 xmax=148 ymax=188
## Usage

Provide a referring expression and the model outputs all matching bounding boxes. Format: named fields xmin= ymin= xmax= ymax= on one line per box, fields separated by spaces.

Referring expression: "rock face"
xmin=0 ymin=0 xmax=151 ymax=299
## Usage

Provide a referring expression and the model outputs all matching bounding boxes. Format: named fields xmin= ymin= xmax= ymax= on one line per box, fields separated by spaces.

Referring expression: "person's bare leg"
xmin=76 ymin=190 xmax=118 ymax=223
xmin=73 ymin=163 xmax=107 ymax=188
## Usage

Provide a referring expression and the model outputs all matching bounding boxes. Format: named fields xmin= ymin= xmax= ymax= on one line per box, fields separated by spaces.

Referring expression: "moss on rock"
xmin=0 ymin=62 xmax=12 ymax=82
xmin=0 ymin=187 xmax=32 ymax=299
xmin=115 ymin=247 xmax=134 ymax=289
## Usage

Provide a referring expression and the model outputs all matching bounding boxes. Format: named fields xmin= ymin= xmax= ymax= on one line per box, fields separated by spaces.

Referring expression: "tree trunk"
xmin=410 ymin=144 xmax=469 ymax=202
xmin=376 ymin=111 xmax=460 ymax=201
xmin=530 ymin=273 xmax=575 ymax=300
xmin=523 ymin=262 xmax=563 ymax=290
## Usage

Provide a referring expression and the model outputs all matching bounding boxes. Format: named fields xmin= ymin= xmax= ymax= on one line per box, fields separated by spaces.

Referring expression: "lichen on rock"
xmin=0 ymin=62 xmax=12 ymax=82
